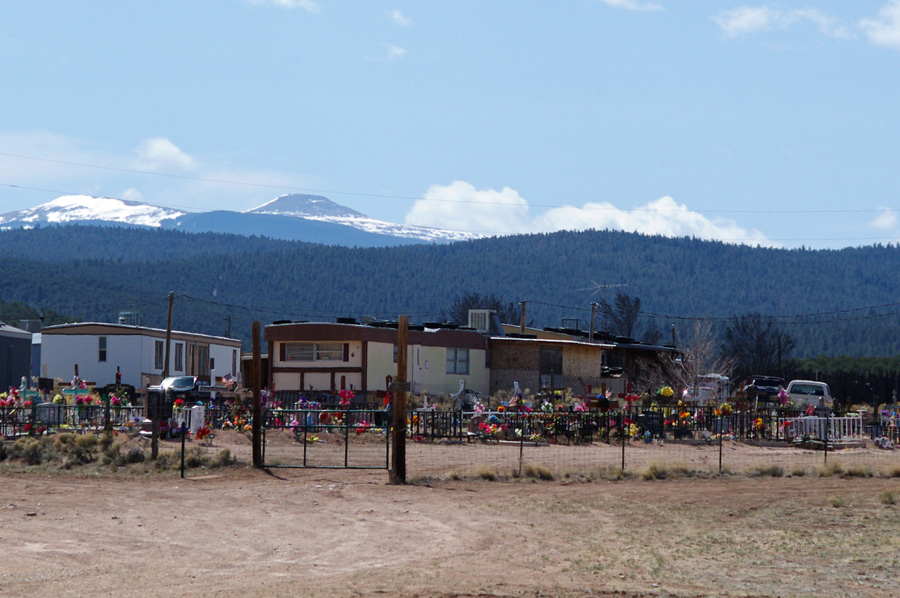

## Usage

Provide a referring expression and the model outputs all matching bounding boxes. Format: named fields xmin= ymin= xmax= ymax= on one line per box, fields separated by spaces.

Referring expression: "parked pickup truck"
xmin=786 ymin=380 xmax=833 ymax=409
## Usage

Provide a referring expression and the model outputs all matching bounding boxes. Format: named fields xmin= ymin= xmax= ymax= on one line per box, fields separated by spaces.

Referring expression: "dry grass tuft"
xmin=818 ymin=462 xmax=845 ymax=477
xmin=472 ymin=464 xmax=498 ymax=481
xmin=878 ymin=490 xmax=897 ymax=506
xmin=748 ymin=464 xmax=785 ymax=478
xmin=827 ymin=495 xmax=846 ymax=508
xmin=522 ymin=463 xmax=554 ymax=480
xmin=842 ymin=465 xmax=872 ymax=478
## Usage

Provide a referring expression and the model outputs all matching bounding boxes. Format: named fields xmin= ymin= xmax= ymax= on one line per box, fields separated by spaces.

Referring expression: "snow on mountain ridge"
xmin=304 ymin=214 xmax=482 ymax=241
xmin=248 ymin=193 xmax=365 ymax=219
xmin=0 ymin=195 xmax=185 ymax=228
xmin=248 ymin=193 xmax=481 ymax=242
xmin=0 ymin=193 xmax=482 ymax=243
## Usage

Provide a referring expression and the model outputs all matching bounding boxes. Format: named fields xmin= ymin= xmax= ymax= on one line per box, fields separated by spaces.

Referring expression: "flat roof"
xmin=41 ymin=322 xmax=241 ymax=346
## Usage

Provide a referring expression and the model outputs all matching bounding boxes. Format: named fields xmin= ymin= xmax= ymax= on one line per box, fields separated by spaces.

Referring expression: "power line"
xmin=175 ymin=294 xmax=443 ymax=321
xmin=0 ymin=150 xmax=894 ymax=215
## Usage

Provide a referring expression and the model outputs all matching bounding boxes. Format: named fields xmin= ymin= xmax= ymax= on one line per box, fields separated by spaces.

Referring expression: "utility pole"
xmin=390 ymin=315 xmax=409 ymax=484
xmin=519 ymin=301 xmax=526 ymax=335
xmin=163 ymin=292 xmax=173 ymax=380
xmin=589 ymin=302 xmax=598 ymax=344
xmin=153 ymin=291 xmax=174 ymax=460
xmin=252 ymin=321 xmax=262 ymax=468
xmin=225 ymin=316 xmax=231 ymax=339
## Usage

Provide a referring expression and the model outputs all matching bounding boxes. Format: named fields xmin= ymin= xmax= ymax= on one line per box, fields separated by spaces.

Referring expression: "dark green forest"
xmin=1 ymin=225 xmax=899 ymax=364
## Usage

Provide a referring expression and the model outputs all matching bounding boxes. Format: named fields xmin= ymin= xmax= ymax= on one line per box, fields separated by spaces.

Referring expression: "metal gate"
xmin=262 ymin=408 xmax=390 ymax=469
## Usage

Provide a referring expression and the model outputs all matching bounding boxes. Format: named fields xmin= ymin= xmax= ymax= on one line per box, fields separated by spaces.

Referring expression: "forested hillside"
xmin=1 ymin=225 xmax=899 ymax=358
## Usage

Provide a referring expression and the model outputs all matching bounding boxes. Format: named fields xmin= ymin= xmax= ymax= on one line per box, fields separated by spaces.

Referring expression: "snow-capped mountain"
xmin=0 ymin=195 xmax=185 ymax=228
xmin=248 ymin=194 xmax=366 ymax=219
xmin=0 ymin=193 xmax=482 ymax=246
xmin=247 ymin=194 xmax=481 ymax=242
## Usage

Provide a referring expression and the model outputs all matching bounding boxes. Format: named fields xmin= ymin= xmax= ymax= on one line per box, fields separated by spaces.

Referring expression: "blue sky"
xmin=2 ymin=0 xmax=899 ymax=249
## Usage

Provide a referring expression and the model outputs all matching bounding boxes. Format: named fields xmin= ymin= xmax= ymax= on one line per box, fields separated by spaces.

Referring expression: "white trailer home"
xmin=41 ymin=322 xmax=242 ymax=389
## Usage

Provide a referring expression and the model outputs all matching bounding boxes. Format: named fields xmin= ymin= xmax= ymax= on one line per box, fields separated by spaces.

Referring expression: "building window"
xmin=199 ymin=346 xmax=210 ymax=377
xmin=98 ymin=336 xmax=107 ymax=362
xmin=446 ymin=348 xmax=470 ymax=375
xmin=174 ymin=343 xmax=184 ymax=372
xmin=284 ymin=342 xmax=343 ymax=361
xmin=232 ymin=349 xmax=237 ymax=377
xmin=154 ymin=340 xmax=164 ymax=370
xmin=393 ymin=344 xmax=398 ymax=363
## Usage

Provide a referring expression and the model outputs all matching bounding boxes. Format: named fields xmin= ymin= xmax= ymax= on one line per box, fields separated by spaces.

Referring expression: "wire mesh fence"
xmin=404 ymin=407 xmax=900 ymax=480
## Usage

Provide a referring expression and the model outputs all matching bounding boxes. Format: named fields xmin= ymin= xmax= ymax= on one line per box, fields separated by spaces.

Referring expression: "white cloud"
xmin=714 ymin=6 xmax=849 ymax=39
xmin=386 ymin=44 xmax=407 ymax=60
xmin=250 ymin=0 xmax=320 ymax=13
xmin=0 ymin=129 xmax=330 ymax=217
xmin=406 ymin=182 xmax=774 ymax=246
xmin=369 ymin=44 xmax=408 ymax=62
xmin=860 ymin=1 xmax=900 ymax=49
xmin=871 ymin=206 xmax=898 ymax=230
xmin=134 ymin=137 xmax=196 ymax=171
xmin=120 ymin=187 xmax=144 ymax=203
xmin=406 ymin=181 xmax=532 ymax=234
xmin=714 ymin=7 xmax=781 ymax=37
xmin=390 ymin=9 xmax=412 ymax=27
xmin=598 ymin=0 xmax=662 ymax=12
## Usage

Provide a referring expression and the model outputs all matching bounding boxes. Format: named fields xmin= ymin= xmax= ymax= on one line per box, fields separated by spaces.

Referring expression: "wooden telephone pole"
xmin=252 ymin=321 xmax=262 ymax=468
xmin=152 ymin=291 xmax=174 ymax=460
xmin=389 ymin=316 xmax=409 ymax=484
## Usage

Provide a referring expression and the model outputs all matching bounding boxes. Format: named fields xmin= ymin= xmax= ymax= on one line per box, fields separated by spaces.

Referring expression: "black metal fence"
xmin=261 ymin=407 xmax=390 ymax=469
xmin=269 ymin=390 xmax=380 ymax=411
xmin=1 ymin=403 xmax=145 ymax=438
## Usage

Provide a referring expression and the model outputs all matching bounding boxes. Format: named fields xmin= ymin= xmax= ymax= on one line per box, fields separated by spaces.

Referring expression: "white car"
xmin=786 ymin=380 xmax=833 ymax=409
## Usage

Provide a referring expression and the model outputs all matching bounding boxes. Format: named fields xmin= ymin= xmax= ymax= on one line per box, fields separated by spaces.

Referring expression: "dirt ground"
xmin=2 ymin=433 xmax=900 ymax=598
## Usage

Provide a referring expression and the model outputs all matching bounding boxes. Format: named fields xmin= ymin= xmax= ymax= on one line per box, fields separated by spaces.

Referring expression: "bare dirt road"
xmin=2 ymin=462 xmax=899 ymax=598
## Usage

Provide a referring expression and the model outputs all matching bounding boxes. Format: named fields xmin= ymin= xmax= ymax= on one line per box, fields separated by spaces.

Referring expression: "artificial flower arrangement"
xmin=777 ymin=388 xmax=791 ymax=406
xmin=195 ymin=425 xmax=212 ymax=442
xmin=713 ymin=403 xmax=733 ymax=417
xmin=338 ymin=389 xmax=355 ymax=409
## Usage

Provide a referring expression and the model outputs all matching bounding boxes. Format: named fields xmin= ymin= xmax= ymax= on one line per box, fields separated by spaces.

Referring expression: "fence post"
xmin=718 ymin=415 xmax=723 ymax=473
xmin=344 ymin=407 xmax=351 ymax=468
xmin=180 ymin=422 xmax=187 ymax=478
xmin=621 ymin=409 xmax=626 ymax=473
xmin=518 ymin=425 xmax=525 ymax=477
xmin=824 ymin=410 xmax=829 ymax=464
